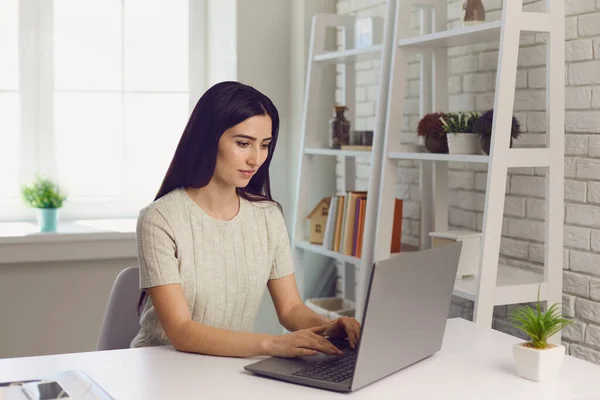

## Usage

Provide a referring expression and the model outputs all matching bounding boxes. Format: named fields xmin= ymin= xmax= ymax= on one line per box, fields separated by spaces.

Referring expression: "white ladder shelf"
xmin=291 ymin=0 xmax=565 ymax=340
xmin=369 ymin=0 xmax=564 ymax=341
xmin=290 ymin=4 xmax=397 ymax=313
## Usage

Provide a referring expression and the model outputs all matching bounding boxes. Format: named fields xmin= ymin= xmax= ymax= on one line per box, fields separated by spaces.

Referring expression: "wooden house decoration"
xmin=306 ymin=197 xmax=332 ymax=244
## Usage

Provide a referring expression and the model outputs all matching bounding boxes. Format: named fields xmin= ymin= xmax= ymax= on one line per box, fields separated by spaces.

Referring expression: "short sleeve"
xmin=136 ymin=206 xmax=182 ymax=289
xmin=269 ymin=207 xmax=295 ymax=280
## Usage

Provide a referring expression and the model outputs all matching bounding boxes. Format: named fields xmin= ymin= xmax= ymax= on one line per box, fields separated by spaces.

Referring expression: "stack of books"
xmin=322 ymin=191 xmax=403 ymax=257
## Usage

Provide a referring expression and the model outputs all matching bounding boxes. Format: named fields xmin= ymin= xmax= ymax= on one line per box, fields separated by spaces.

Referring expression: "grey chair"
xmin=96 ymin=266 xmax=142 ymax=351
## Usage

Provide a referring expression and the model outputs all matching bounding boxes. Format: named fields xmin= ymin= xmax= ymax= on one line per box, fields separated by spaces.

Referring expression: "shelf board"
xmin=388 ymin=151 xmax=489 ymax=163
xmin=296 ymin=241 xmax=361 ymax=265
xmin=453 ymin=264 xmax=542 ymax=302
xmin=297 ymin=241 xmax=418 ymax=267
xmin=398 ymin=21 xmax=503 ymax=49
xmin=305 ymin=148 xmax=372 ymax=158
xmin=313 ymin=45 xmax=383 ymax=64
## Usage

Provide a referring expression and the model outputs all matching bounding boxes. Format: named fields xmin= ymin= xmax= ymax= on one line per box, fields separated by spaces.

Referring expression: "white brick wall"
xmin=334 ymin=0 xmax=600 ymax=365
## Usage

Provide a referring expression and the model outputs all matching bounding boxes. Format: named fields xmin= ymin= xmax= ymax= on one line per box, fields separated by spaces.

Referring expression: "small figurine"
xmin=463 ymin=0 xmax=485 ymax=26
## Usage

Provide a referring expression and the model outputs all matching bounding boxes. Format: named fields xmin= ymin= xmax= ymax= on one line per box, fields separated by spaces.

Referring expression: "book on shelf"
xmin=321 ymin=191 xmax=403 ymax=257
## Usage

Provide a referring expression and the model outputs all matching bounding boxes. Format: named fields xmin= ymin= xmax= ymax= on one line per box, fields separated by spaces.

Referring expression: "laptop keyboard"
xmin=292 ymin=352 xmax=357 ymax=383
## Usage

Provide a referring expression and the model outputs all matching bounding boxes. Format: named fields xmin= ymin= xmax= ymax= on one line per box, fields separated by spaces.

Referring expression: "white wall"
xmin=335 ymin=0 xmax=600 ymax=365
xmin=0 ymin=259 xmax=134 ymax=358
xmin=206 ymin=0 xmax=237 ymax=86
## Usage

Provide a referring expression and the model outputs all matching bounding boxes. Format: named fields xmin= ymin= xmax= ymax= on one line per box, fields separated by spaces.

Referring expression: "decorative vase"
xmin=36 ymin=208 xmax=59 ymax=232
xmin=463 ymin=0 xmax=485 ymax=26
xmin=480 ymin=135 xmax=514 ymax=155
xmin=447 ymin=133 xmax=480 ymax=154
xmin=425 ymin=135 xmax=449 ymax=154
xmin=513 ymin=343 xmax=565 ymax=381
xmin=329 ymin=106 xmax=351 ymax=149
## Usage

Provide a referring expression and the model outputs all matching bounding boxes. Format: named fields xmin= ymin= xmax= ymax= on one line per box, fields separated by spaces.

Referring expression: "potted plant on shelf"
xmin=439 ymin=112 xmax=480 ymax=154
xmin=417 ymin=112 xmax=449 ymax=154
xmin=473 ymin=109 xmax=521 ymax=155
xmin=21 ymin=176 xmax=67 ymax=232
xmin=509 ymin=286 xmax=573 ymax=382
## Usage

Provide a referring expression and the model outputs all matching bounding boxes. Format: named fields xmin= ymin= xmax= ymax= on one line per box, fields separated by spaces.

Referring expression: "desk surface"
xmin=1 ymin=318 xmax=599 ymax=400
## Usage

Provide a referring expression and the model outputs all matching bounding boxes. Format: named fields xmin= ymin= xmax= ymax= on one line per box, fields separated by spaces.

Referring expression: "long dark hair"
xmin=137 ymin=81 xmax=281 ymax=315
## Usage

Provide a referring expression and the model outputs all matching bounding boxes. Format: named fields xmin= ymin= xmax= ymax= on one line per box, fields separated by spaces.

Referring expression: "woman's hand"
xmin=262 ymin=325 xmax=344 ymax=358
xmin=320 ymin=316 xmax=362 ymax=349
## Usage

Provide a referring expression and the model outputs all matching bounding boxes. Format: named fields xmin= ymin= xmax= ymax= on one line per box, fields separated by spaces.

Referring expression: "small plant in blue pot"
xmin=21 ymin=176 xmax=67 ymax=232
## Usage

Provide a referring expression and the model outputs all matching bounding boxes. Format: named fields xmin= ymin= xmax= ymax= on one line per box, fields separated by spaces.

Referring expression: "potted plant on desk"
xmin=21 ymin=175 xmax=67 ymax=232
xmin=509 ymin=286 xmax=573 ymax=382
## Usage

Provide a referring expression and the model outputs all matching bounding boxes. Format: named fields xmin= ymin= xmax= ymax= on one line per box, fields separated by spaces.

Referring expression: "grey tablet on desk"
xmin=244 ymin=242 xmax=462 ymax=393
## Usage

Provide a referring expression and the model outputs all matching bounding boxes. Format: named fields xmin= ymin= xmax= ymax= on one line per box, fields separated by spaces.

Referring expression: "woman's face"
xmin=213 ymin=114 xmax=273 ymax=188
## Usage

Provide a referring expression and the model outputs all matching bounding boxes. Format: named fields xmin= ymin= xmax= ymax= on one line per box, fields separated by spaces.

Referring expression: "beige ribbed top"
xmin=130 ymin=187 xmax=294 ymax=348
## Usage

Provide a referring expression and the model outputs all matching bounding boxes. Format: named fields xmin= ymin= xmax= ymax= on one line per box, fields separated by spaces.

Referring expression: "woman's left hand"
xmin=320 ymin=316 xmax=362 ymax=349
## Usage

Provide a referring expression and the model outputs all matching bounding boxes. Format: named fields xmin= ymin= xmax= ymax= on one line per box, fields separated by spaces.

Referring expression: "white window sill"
xmin=0 ymin=219 xmax=137 ymax=264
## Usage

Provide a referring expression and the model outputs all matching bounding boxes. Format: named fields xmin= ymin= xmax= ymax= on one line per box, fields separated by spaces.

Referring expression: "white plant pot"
xmin=513 ymin=342 xmax=565 ymax=382
xmin=447 ymin=132 xmax=480 ymax=154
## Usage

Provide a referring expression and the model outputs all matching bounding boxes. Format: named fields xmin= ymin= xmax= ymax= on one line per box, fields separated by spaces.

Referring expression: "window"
xmin=0 ymin=0 xmax=20 ymax=201
xmin=1 ymin=0 xmax=204 ymax=222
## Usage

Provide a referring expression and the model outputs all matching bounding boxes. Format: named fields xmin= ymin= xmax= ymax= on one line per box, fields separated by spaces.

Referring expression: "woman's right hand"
xmin=261 ymin=325 xmax=344 ymax=358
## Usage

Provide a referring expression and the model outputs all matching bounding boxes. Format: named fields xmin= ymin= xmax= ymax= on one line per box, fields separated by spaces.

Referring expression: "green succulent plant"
xmin=509 ymin=285 xmax=573 ymax=349
xmin=439 ymin=112 xmax=479 ymax=134
xmin=21 ymin=176 xmax=67 ymax=209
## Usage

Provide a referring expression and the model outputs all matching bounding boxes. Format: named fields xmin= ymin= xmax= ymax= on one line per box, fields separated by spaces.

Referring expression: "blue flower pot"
xmin=36 ymin=208 xmax=59 ymax=232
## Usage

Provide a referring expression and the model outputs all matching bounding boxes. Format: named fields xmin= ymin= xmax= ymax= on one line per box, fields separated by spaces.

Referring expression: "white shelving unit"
xmin=296 ymin=240 xmax=361 ymax=266
xmin=305 ymin=147 xmax=374 ymax=159
xmin=388 ymin=151 xmax=489 ymax=163
xmin=367 ymin=0 xmax=565 ymax=342
xmin=290 ymin=6 xmax=396 ymax=307
xmin=313 ymin=45 xmax=383 ymax=64
xmin=397 ymin=20 xmax=503 ymax=48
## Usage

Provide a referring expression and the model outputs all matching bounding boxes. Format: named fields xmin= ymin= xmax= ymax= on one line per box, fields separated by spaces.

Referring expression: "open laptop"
xmin=244 ymin=242 xmax=462 ymax=393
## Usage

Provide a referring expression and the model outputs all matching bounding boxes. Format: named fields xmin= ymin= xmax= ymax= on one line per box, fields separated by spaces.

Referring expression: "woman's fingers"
xmin=339 ymin=318 xmax=355 ymax=348
xmin=336 ymin=317 xmax=360 ymax=348
xmin=349 ymin=319 xmax=361 ymax=348
xmin=299 ymin=319 xmax=364 ymax=354
xmin=297 ymin=331 xmax=341 ymax=355
xmin=309 ymin=333 xmax=343 ymax=355
xmin=294 ymin=348 xmax=318 ymax=357
xmin=309 ymin=324 xmax=328 ymax=335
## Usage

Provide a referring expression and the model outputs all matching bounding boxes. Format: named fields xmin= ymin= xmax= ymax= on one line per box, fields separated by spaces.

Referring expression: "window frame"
xmin=0 ymin=0 xmax=207 ymax=223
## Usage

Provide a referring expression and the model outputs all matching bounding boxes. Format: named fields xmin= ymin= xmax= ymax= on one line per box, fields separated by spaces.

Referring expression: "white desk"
xmin=1 ymin=319 xmax=599 ymax=400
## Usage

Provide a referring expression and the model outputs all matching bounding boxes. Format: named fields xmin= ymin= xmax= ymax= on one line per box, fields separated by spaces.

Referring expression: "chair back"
xmin=96 ymin=266 xmax=141 ymax=351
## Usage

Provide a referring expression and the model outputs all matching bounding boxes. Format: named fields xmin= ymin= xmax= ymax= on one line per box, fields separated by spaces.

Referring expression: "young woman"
xmin=130 ymin=81 xmax=361 ymax=358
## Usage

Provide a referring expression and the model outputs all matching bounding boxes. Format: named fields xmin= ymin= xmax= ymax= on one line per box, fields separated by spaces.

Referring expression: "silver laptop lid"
xmin=350 ymin=242 xmax=462 ymax=391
